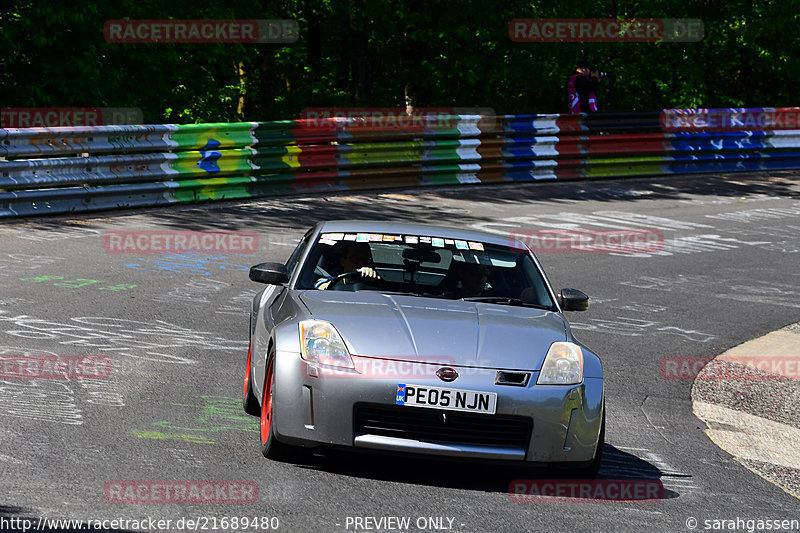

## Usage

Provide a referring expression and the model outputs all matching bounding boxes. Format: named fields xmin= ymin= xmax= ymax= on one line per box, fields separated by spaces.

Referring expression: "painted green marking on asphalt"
xmin=128 ymin=430 xmax=215 ymax=445
xmin=133 ymin=395 xmax=258 ymax=441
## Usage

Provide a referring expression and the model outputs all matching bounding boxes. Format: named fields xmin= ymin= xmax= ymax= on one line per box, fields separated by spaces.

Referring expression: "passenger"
xmin=452 ymin=261 xmax=491 ymax=298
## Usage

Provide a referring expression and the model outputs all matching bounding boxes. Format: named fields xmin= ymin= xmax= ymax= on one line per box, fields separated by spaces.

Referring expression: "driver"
xmin=315 ymin=242 xmax=381 ymax=290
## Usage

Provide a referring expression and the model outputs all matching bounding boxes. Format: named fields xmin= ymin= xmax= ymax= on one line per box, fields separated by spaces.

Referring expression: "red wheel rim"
xmin=260 ymin=357 xmax=274 ymax=444
xmin=243 ymin=341 xmax=252 ymax=399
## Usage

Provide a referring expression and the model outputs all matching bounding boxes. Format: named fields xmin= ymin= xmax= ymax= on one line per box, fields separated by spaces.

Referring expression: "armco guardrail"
xmin=1 ymin=107 xmax=799 ymax=217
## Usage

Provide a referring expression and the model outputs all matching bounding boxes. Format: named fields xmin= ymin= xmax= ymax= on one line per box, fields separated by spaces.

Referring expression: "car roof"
xmin=316 ymin=220 xmax=521 ymax=248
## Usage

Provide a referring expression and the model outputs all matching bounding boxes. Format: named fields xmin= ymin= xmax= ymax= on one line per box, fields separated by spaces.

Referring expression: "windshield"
xmin=295 ymin=231 xmax=556 ymax=309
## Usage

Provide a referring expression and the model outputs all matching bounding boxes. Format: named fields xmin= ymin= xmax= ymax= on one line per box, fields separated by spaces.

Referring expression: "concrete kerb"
xmin=691 ymin=322 xmax=800 ymax=499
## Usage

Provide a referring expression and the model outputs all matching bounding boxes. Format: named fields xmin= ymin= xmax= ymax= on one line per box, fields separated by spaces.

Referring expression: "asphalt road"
xmin=0 ymin=171 xmax=799 ymax=533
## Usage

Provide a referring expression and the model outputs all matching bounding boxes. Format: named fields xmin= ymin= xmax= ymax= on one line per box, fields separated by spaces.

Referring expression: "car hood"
xmin=298 ymin=291 xmax=567 ymax=371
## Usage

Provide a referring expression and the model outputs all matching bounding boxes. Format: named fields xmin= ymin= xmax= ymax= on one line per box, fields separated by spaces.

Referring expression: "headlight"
xmin=299 ymin=320 xmax=354 ymax=369
xmin=537 ymin=342 xmax=583 ymax=385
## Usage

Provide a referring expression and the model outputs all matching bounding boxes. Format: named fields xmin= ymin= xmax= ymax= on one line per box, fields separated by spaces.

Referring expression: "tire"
xmin=259 ymin=349 xmax=296 ymax=460
xmin=550 ymin=403 xmax=605 ymax=479
xmin=242 ymin=339 xmax=260 ymax=416
xmin=581 ymin=406 xmax=605 ymax=479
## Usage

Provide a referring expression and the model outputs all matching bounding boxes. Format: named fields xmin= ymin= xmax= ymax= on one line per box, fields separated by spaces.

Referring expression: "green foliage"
xmin=0 ymin=0 xmax=797 ymax=123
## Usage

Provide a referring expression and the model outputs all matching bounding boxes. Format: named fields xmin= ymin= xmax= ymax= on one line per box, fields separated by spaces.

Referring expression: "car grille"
xmin=354 ymin=403 xmax=532 ymax=448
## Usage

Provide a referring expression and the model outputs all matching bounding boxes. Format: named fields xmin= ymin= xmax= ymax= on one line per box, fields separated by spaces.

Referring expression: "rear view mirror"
xmin=249 ymin=263 xmax=289 ymax=285
xmin=558 ymin=288 xmax=589 ymax=311
xmin=402 ymin=247 xmax=441 ymax=264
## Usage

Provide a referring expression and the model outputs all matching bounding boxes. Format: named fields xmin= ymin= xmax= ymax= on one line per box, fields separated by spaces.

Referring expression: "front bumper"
xmin=272 ymin=351 xmax=603 ymax=463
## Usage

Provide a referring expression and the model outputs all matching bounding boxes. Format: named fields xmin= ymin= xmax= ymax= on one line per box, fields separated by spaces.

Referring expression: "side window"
xmin=285 ymin=233 xmax=311 ymax=277
xmin=521 ymin=256 xmax=555 ymax=308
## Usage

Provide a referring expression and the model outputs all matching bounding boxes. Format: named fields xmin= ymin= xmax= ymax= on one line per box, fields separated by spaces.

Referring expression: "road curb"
xmin=691 ymin=323 xmax=800 ymax=499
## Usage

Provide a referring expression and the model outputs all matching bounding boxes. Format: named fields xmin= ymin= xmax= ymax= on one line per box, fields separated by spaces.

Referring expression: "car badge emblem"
xmin=436 ymin=367 xmax=458 ymax=382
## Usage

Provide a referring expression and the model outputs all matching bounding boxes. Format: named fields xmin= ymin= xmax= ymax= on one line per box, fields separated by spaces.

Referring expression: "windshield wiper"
xmin=461 ymin=296 xmax=554 ymax=310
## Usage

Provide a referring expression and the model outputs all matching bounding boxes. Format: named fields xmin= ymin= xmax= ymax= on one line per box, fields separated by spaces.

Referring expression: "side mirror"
xmin=249 ymin=262 xmax=289 ymax=285
xmin=558 ymin=288 xmax=589 ymax=311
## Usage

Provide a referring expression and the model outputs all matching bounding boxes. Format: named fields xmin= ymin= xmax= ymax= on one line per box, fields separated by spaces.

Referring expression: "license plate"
xmin=396 ymin=384 xmax=496 ymax=415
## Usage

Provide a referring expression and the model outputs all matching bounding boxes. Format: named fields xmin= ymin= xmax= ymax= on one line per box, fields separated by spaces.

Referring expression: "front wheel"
xmin=581 ymin=407 xmax=605 ymax=478
xmin=242 ymin=340 xmax=259 ymax=416
xmin=259 ymin=350 xmax=296 ymax=460
xmin=548 ymin=404 xmax=605 ymax=479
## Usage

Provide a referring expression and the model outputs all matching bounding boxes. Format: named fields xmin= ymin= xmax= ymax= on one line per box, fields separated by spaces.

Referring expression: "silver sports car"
xmin=243 ymin=220 xmax=604 ymax=475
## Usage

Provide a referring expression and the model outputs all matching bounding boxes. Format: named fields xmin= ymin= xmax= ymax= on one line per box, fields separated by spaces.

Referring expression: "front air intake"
xmin=495 ymin=371 xmax=531 ymax=386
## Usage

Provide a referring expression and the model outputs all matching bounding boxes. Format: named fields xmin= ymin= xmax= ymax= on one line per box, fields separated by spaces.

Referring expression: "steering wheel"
xmin=326 ymin=270 xmax=385 ymax=290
